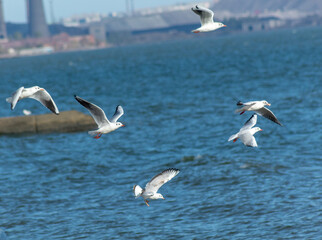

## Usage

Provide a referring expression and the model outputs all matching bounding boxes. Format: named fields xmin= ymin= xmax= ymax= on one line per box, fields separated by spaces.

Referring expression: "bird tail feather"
xmin=88 ymin=130 xmax=99 ymax=136
xmin=228 ymin=133 xmax=239 ymax=142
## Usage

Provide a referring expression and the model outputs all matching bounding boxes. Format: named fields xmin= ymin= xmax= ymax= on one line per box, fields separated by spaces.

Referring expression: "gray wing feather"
xmin=7 ymin=87 xmax=24 ymax=110
xmin=145 ymin=168 xmax=180 ymax=194
xmin=29 ymin=89 xmax=59 ymax=115
xmin=74 ymin=95 xmax=110 ymax=128
xmin=191 ymin=5 xmax=214 ymax=26
xmin=240 ymin=114 xmax=257 ymax=131
xmin=110 ymin=105 xmax=124 ymax=123
xmin=255 ymin=107 xmax=282 ymax=126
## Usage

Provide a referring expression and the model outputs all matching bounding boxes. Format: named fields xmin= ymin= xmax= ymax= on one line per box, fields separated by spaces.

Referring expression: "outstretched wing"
xmin=145 ymin=168 xmax=180 ymax=194
xmin=133 ymin=185 xmax=143 ymax=199
xmin=255 ymin=107 xmax=282 ymax=126
xmin=74 ymin=95 xmax=110 ymax=128
xmin=191 ymin=5 xmax=214 ymax=26
xmin=239 ymin=132 xmax=258 ymax=147
xmin=240 ymin=114 xmax=257 ymax=131
xmin=110 ymin=105 xmax=124 ymax=123
xmin=29 ymin=89 xmax=59 ymax=115
xmin=7 ymin=86 xmax=24 ymax=110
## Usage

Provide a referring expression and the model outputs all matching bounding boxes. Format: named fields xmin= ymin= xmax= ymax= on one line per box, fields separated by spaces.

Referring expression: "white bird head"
xmin=262 ymin=100 xmax=271 ymax=106
xmin=217 ymin=22 xmax=226 ymax=28
xmin=30 ymin=86 xmax=44 ymax=94
xmin=252 ymin=127 xmax=263 ymax=134
xmin=154 ymin=193 xmax=165 ymax=199
xmin=115 ymin=122 xmax=125 ymax=129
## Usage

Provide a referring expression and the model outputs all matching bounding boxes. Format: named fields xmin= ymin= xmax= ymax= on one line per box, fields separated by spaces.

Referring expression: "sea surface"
xmin=0 ymin=27 xmax=321 ymax=239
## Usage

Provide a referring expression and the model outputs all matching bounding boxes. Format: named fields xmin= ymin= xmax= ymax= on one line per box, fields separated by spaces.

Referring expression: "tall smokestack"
xmin=27 ymin=0 xmax=49 ymax=38
xmin=0 ymin=0 xmax=7 ymax=41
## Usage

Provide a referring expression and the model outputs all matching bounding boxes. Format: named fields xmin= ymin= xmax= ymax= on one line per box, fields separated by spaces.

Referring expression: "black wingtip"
xmin=237 ymin=101 xmax=243 ymax=106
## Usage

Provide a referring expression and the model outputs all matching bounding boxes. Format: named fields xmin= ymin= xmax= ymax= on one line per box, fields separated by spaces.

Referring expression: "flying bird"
xmin=235 ymin=100 xmax=282 ymax=126
xmin=133 ymin=168 xmax=180 ymax=207
xmin=228 ymin=114 xmax=262 ymax=147
xmin=6 ymin=86 xmax=59 ymax=115
xmin=191 ymin=5 xmax=226 ymax=33
xmin=74 ymin=95 xmax=124 ymax=139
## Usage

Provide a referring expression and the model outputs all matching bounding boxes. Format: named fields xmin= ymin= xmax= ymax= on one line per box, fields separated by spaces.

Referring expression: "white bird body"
xmin=74 ymin=95 xmax=124 ymax=139
xmin=235 ymin=100 xmax=282 ymax=126
xmin=6 ymin=86 xmax=59 ymax=115
xmin=133 ymin=168 xmax=180 ymax=206
xmin=228 ymin=114 xmax=262 ymax=147
xmin=191 ymin=5 xmax=226 ymax=33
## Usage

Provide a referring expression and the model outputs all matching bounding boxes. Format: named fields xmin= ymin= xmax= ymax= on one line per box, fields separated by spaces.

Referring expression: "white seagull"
xmin=191 ymin=5 xmax=226 ymax=33
xmin=133 ymin=168 xmax=180 ymax=207
xmin=235 ymin=100 xmax=282 ymax=126
xmin=228 ymin=114 xmax=262 ymax=147
xmin=6 ymin=86 xmax=59 ymax=115
xmin=74 ymin=95 xmax=124 ymax=139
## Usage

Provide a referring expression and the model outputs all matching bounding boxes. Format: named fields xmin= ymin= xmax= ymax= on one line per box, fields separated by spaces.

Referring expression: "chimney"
xmin=27 ymin=0 xmax=50 ymax=38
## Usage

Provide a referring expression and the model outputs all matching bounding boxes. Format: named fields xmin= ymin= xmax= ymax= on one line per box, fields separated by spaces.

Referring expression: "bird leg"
xmin=233 ymin=138 xmax=238 ymax=142
xmin=94 ymin=133 xmax=102 ymax=139
xmin=144 ymin=200 xmax=150 ymax=207
xmin=240 ymin=111 xmax=245 ymax=115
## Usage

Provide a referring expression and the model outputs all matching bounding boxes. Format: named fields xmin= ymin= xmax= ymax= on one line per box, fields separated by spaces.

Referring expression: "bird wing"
xmin=240 ymin=114 xmax=257 ymax=131
xmin=29 ymin=89 xmax=59 ymax=115
xmin=74 ymin=95 xmax=110 ymax=128
xmin=133 ymin=185 xmax=143 ymax=199
xmin=239 ymin=132 xmax=258 ymax=147
xmin=145 ymin=168 xmax=180 ymax=194
xmin=7 ymin=86 xmax=24 ymax=110
xmin=191 ymin=5 xmax=214 ymax=26
xmin=110 ymin=105 xmax=124 ymax=123
xmin=255 ymin=107 xmax=282 ymax=126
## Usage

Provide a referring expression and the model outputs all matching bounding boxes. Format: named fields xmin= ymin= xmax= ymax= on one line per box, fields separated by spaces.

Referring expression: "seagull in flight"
xmin=191 ymin=5 xmax=226 ymax=33
xmin=133 ymin=168 xmax=180 ymax=207
xmin=228 ymin=114 xmax=262 ymax=147
xmin=74 ymin=95 xmax=124 ymax=139
xmin=6 ymin=86 xmax=59 ymax=115
xmin=235 ymin=100 xmax=282 ymax=126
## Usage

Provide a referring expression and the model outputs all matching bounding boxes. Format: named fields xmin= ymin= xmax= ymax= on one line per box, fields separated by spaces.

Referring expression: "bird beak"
xmin=122 ymin=124 xmax=125 ymax=127
xmin=260 ymin=129 xmax=263 ymax=131
xmin=40 ymin=88 xmax=45 ymax=91
xmin=267 ymin=103 xmax=271 ymax=106
xmin=162 ymin=197 xmax=165 ymax=199
xmin=223 ymin=25 xmax=227 ymax=27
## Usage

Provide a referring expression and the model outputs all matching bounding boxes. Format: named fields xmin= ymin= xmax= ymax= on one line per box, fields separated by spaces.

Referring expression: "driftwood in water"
xmin=0 ymin=110 xmax=96 ymax=134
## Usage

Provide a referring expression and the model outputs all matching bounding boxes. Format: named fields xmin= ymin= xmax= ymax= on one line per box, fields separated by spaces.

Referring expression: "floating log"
xmin=0 ymin=110 xmax=96 ymax=135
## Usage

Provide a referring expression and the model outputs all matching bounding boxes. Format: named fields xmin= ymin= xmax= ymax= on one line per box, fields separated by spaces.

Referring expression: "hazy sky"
xmin=3 ymin=0 xmax=196 ymax=23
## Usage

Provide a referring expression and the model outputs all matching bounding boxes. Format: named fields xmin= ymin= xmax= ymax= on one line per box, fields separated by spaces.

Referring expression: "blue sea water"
xmin=0 ymin=27 xmax=321 ymax=239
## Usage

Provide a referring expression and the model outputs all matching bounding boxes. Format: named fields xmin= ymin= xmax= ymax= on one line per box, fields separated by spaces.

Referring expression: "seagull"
xmin=133 ymin=168 xmax=180 ymax=207
xmin=228 ymin=114 xmax=262 ymax=147
xmin=235 ymin=100 xmax=282 ymax=126
xmin=6 ymin=86 xmax=59 ymax=115
xmin=191 ymin=5 xmax=226 ymax=33
xmin=74 ymin=95 xmax=124 ymax=139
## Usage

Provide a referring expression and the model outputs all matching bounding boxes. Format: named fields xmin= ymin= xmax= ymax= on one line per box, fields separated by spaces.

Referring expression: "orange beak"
xmin=122 ymin=124 xmax=125 ymax=127
xmin=267 ymin=103 xmax=271 ymax=106
xmin=260 ymin=129 xmax=263 ymax=131
xmin=223 ymin=25 xmax=227 ymax=27
xmin=40 ymin=88 xmax=45 ymax=91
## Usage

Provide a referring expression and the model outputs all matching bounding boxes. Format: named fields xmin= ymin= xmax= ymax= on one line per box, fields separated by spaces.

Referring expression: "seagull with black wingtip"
xmin=235 ymin=100 xmax=283 ymax=126
xmin=74 ymin=95 xmax=124 ymax=139
xmin=191 ymin=5 xmax=226 ymax=33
